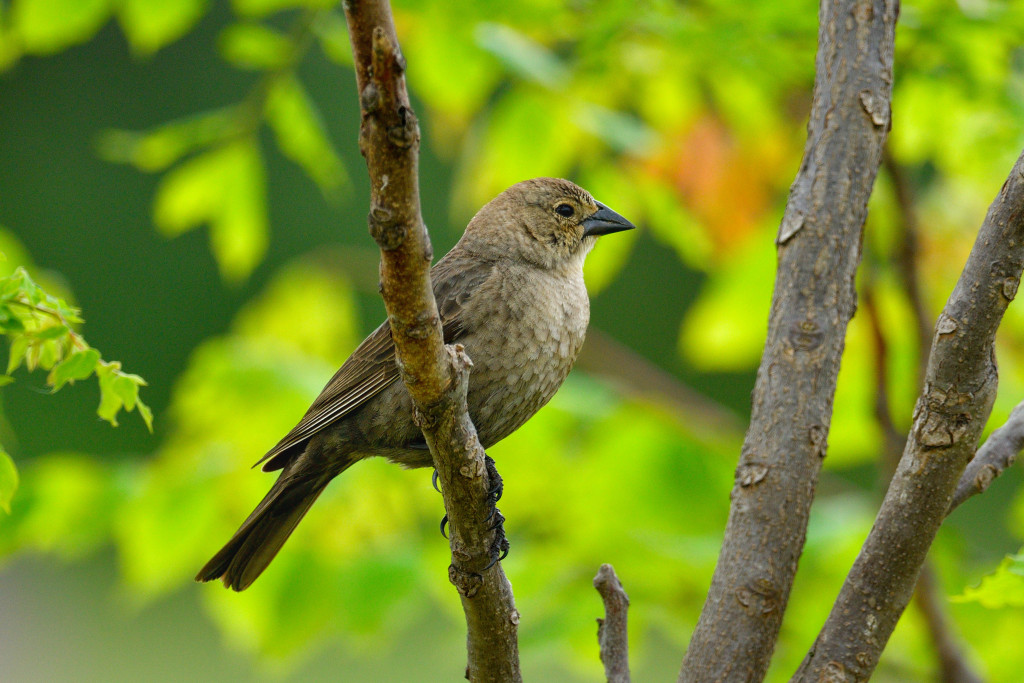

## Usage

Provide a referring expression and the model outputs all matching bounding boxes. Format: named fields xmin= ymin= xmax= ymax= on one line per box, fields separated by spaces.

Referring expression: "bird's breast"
xmin=461 ymin=265 xmax=589 ymax=447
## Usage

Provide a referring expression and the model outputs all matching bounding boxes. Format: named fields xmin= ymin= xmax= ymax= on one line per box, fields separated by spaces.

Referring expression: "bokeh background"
xmin=2 ymin=0 xmax=1024 ymax=680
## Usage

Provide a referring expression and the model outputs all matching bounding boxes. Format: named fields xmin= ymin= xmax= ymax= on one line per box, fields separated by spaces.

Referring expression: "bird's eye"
xmin=555 ymin=203 xmax=574 ymax=218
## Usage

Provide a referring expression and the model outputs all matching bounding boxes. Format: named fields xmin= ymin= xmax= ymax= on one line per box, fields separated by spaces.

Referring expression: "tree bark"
xmin=342 ymin=2 xmax=521 ymax=680
xmin=595 ymin=564 xmax=631 ymax=683
xmin=679 ymin=1 xmax=897 ymax=680
xmin=793 ymin=149 xmax=1024 ymax=682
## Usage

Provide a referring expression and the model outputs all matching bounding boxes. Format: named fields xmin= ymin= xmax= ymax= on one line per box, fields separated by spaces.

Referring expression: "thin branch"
xmin=884 ymin=149 xmax=933 ymax=388
xmin=913 ymin=564 xmax=983 ymax=683
xmin=342 ymin=3 xmax=520 ymax=681
xmin=793 ymin=149 xmax=1024 ymax=681
xmin=863 ymin=280 xmax=982 ymax=683
xmin=594 ymin=564 xmax=631 ymax=683
xmin=949 ymin=399 xmax=1024 ymax=513
xmin=678 ymin=1 xmax=897 ymax=680
xmin=576 ymin=330 xmax=742 ymax=440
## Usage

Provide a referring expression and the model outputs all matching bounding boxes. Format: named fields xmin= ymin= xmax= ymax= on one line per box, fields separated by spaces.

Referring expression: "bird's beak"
xmin=582 ymin=202 xmax=636 ymax=237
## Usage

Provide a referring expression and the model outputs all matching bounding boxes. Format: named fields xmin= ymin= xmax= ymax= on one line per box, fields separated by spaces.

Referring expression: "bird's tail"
xmin=195 ymin=467 xmax=340 ymax=591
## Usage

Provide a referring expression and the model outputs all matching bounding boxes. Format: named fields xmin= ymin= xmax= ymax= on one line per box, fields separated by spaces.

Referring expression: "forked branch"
xmin=794 ymin=149 xmax=1024 ymax=681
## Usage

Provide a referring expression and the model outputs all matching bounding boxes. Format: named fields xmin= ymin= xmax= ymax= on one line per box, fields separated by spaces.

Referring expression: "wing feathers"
xmin=257 ymin=252 xmax=494 ymax=471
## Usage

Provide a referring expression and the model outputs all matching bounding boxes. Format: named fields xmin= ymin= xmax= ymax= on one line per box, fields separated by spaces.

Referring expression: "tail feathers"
xmin=196 ymin=473 xmax=328 ymax=591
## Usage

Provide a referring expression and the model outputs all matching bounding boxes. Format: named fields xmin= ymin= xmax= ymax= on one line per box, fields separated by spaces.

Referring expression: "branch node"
xmin=1002 ymin=275 xmax=1019 ymax=301
xmin=368 ymin=205 xmax=408 ymax=250
xmin=737 ymin=462 xmax=769 ymax=487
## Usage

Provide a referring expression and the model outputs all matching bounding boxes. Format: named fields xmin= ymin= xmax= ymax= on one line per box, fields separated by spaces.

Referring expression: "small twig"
xmin=576 ymin=330 xmax=742 ymax=440
xmin=594 ymin=564 xmax=631 ymax=683
xmin=949 ymin=400 xmax=1024 ymax=514
xmin=7 ymin=299 xmax=88 ymax=350
xmin=913 ymin=564 xmax=983 ymax=683
xmin=885 ymin=149 xmax=932 ymax=388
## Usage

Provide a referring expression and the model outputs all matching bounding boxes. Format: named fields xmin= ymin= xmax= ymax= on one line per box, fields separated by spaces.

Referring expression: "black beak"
xmin=582 ymin=202 xmax=635 ymax=237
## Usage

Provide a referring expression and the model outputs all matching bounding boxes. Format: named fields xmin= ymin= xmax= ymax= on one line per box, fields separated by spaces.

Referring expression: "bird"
xmin=196 ymin=177 xmax=635 ymax=590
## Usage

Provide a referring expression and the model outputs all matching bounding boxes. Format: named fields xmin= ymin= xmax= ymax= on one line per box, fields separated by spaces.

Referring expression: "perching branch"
xmin=793 ymin=149 xmax=1024 ymax=682
xmin=342 ymin=2 xmax=521 ymax=681
xmin=679 ymin=1 xmax=896 ymax=680
xmin=949 ymin=399 xmax=1024 ymax=514
xmin=594 ymin=564 xmax=631 ymax=683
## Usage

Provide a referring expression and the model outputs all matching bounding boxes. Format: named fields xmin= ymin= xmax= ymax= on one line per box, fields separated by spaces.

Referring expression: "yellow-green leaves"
xmin=219 ymin=22 xmax=292 ymax=69
xmin=954 ymin=551 xmax=1024 ymax=609
xmin=0 ymin=267 xmax=152 ymax=433
xmin=154 ymin=140 xmax=268 ymax=282
xmin=117 ymin=0 xmax=207 ymax=55
xmin=265 ymin=74 xmax=348 ymax=200
xmin=8 ymin=0 xmax=110 ymax=54
xmin=0 ymin=446 xmax=17 ymax=514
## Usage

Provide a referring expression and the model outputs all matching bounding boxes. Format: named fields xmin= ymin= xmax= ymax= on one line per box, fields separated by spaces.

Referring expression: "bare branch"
xmin=679 ymin=1 xmax=897 ymax=680
xmin=864 ymin=282 xmax=982 ymax=683
xmin=793 ymin=150 xmax=1024 ymax=681
xmin=342 ymin=3 xmax=520 ymax=680
xmin=594 ymin=564 xmax=631 ymax=683
xmin=913 ymin=565 xmax=983 ymax=683
xmin=949 ymin=399 xmax=1024 ymax=513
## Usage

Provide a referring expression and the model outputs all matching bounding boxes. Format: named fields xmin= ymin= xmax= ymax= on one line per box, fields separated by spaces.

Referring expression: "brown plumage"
xmin=196 ymin=178 xmax=634 ymax=590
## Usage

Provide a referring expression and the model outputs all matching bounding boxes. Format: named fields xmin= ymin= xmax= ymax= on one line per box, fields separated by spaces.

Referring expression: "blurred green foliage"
xmin=2 ymin=0 xmax=1024 ymax=681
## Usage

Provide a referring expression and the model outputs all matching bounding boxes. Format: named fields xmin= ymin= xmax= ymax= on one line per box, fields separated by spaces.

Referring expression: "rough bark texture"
xmin=594 ymin=564 xmax=631 ymax=683
xmin=678 ymin=1 xmax=897 ymax=681
xmin=342 ymin=2 xmax=521 ymax=680
xmin=949 ymin=399 xmax=1024 ymax=513
xmin=793 ymin=149 xmax=1024 ymax=682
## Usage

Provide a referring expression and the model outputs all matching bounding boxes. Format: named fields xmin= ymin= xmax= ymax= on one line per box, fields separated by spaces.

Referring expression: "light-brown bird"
xmin=197 ymin=177 xmax=634 ymax=590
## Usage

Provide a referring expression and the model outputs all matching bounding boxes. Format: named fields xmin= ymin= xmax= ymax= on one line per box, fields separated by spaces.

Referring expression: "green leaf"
xmin=953 ymin=552 xmax=1024 ymax=608
xmin=154 ymin=140 xmax=268 ymax=281
xmin=34 ymin=323 xmax=68 ymax=341
xmin=48 ymin=347 xmax=100 ymax=390
xmin=96 ymin=108 xmax=237 ymax=173
xmin=10 ymin=0 xmax=111 ymax=54
xmin=0 ymin=446 xmax=17 ymax=514
xmin=0 ymin=375 xmax=14 ymax=387
xmin=230 ymin=0 xmax=331 ymax=19
xmin=219 ymin=22 xmax=291 ymax=70
xmin=95 ymin=362 xmax=153 ymax=431
xmin=6 ymin=335 xmax=28 ymax=374
xmin=312 ymin=11 xmax=351 ymax=65
xmin=116 ymin=0 xmax=207 ymax=55
xmin=265 ymin=74 xmax=346 ymax=199
xmin=474 ymin=23 xmax=567 ymax=88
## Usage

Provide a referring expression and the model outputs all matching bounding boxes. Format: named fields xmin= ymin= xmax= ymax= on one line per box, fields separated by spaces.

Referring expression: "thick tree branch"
xmin=342 ymin=2 xmax=520 ymax=680
xmin=949 ymin=399 xmax=1024 ymax=513
xmin=679 ymin=1 xmax=896 ymax=680
xmin=594 ymin=564 xmax=631 ymax=683
xmin=794 ymin=149 xmax=1024 ymax=681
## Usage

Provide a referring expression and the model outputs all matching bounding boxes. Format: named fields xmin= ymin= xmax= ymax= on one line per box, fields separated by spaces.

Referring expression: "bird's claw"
xmin=440 ymin=513 xmax=449 ymax=539
xmin=431 ymin=469 xmax=441 ymax=493
xmin=484 ymin=455 xmax=503 ymax=504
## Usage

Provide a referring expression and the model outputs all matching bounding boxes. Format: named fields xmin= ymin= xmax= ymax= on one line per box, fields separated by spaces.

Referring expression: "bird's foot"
xmin=431 ymin=468 xmax=441 ymax=493
xmin=484 ymin=455 xmax=503 ymax=504
xmin=483 ymin=455 xmax=509 ymax=570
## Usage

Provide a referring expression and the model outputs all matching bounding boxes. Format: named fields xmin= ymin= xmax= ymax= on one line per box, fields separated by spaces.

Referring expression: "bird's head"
xmin=461 ymin=177 xmax=635 ymax=270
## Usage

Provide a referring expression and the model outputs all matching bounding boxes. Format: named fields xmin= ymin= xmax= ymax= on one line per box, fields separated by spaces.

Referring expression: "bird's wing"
xmin=257 ymin=252 xmax=494 ymax=471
